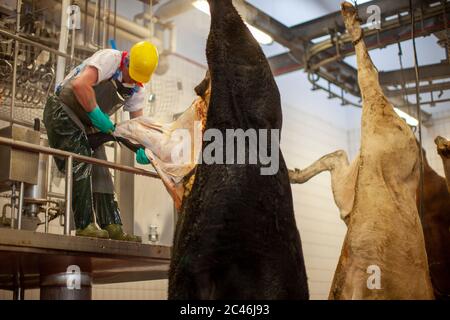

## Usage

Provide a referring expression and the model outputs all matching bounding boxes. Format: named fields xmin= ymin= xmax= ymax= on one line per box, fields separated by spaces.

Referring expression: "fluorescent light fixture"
xmin=192 ymin=0 xmax=210 ymax=15
xmin=192 ymin=0 xmax=274 ymax=45
xmin=245 ymin=23 xmax=274 ymax=45
xmin=394 ymin=107 xmax=419 ymax=127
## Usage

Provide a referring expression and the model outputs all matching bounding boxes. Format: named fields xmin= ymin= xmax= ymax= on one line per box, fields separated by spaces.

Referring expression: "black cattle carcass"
xmin=168 ymin=0 xmax=309 ymax=300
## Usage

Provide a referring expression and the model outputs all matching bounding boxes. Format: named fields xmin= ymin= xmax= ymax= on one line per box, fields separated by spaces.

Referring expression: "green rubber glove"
xmin=87 ymin=106 xmax=115 ymax=134
xmin=136 ymin=148 xmax=151 ymax=165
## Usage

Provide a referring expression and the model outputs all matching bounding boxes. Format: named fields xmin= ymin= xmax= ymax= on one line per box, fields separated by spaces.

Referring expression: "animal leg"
xmin=290 ymin=150 xmax=358 ymax=223
xmin=289 ymin=150 xmax=349 ymax=183
xmin=341 ymin=2 xmax=395 ymax=118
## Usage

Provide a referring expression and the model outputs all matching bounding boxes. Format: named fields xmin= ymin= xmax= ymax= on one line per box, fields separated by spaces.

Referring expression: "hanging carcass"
xmin=291 ymin=2 xmax=434 ymax=299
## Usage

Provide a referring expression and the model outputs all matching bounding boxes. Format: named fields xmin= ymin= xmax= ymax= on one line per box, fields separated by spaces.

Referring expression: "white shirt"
xmin=58 ymin=49 xmax=145 ymax=113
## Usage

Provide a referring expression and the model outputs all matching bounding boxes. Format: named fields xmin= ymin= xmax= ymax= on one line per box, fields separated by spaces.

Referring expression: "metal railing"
xmin=0 ymin=136 xmax=159 ymax=235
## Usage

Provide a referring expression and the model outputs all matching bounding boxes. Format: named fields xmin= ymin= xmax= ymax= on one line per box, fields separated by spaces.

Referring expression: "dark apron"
xmin=57 ymin=77 xmax=136 ymax=194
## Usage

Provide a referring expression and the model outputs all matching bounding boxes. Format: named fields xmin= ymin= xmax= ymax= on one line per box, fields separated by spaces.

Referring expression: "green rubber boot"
xmin=104 ymin=224 xmax=142 ymax=243
xmin=76 ymin=223 xmax=109 ymax=239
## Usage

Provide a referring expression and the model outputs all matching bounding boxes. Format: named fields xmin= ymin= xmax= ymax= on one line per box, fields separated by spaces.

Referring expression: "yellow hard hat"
xmin=129 ymin=41 xmax=159 ymax=84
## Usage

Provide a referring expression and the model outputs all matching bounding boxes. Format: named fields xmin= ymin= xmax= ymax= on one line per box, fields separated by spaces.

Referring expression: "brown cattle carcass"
xmin=290 ymin=2 xmax=434 ymax=299
xmin=436 ymin=136 xmax=450 ymax=193
xmin=421 ymin=149 xmax=450 ymax=300
xmin=290 ymin=147 xmax=450 ymax=299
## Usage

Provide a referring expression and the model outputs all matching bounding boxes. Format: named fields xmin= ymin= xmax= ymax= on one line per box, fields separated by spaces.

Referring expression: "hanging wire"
xmin=145 ymin=0 xmax=155 ymax=116
xmin=397 ymin=41 xmax=412 ymax=116
xmin=91 ymin=0 xmax=98 ymax=46
xmin=410 ymin=0 xmax=425 ymax=223
xmin=90 ymin=0 xmax=102 ymax=49
xmin=148 ymin=0 xmax=154 ymax=41
xmin=113 ymin=0 xmax=117 ymax=42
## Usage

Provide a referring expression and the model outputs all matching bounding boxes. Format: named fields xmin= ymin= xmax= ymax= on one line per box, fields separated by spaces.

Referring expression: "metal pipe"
xmin=10 ymin=183 xmax=16 ymax=229
xmin=105 ymin=0 xmax=110 ymax=47
xmin=17 ymin=181 xmax=24 ymax=230
xmin=13 ymin=272 xmax=22 ymax=300
xmin=0 ymin=30 xmax=83 ymax=63
xmin=97 ymin=0 xmax=101 ymax=48
xmin=307 ymin=72 xmax=361 ymax=108
xmin=113 ymin=0 xmax=117 ymax=41
xmin=69 ymin=13 xmax=76 ymax=69
xmin=47 ymin=192 xmax=65 ymax=200
xmin=44 ymin=205 xmax=50 ymax=233
xmin=102 ymin=0 xmax=109 ymax=48
xmin=82 ymin=0 xmax=153 ymax=39
xmin=64 ymin=155 xmax=73 ymax=235
xmin=91 ymin=0 xmax=98 ymax=47
xmin=147 ymin=0 xmax=154 ymax=39
xmin=46 ymin=0 xmax=152 ymax=44
xmin=84 ymin=0 xmax=88 ymax=46
xmin=144 ymin=0 xmax=194 ymax=22
xmin=0 ymin=136 xmax=160 ymax=179
xmin=10 ymin=0 xmax=22 ymax=122
xmin=411 ymin=0 xmax=425 ymax=222
xmin=300 ymin=5 xmax=450 ymax=76
xmin=55 ymin=0 xmax=71 ymax=90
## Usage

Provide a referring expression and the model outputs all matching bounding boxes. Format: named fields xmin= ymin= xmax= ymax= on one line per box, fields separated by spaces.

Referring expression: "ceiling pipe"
xmin=136 ymin=0 xmax=251 ymax=23
xmin=55 ymin=0 xmax=70 ymax=89
xmin=43 ymin=0 xmax=154 ymax=42
xmin=82 ymin=0 xmax=152 ymax=40
xmin=66 ymin=4 xmax=143 ymax=44
xmin=135 ymin=0 xmax=195 ymax=22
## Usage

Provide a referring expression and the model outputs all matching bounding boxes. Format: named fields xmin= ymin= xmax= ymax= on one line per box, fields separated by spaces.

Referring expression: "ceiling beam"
xmin=234 ymin=0 xmax=359 ymax=94
xmin=238 ymin=0 xmax=433 ymax=121
xmin=270 ymin=3 xmax=450 ymax=77
xmin=385 ymin=80 xmax=450 ymax=97
xmin=379 ymin=62 xmax=450 ymax=86
xmin=306 ymin=8 xmax=450 ymax=70
xmin=289 ymin=0 xmax=429 ymax=41
xmin=269 ymin=52 xmax=303 ymax=76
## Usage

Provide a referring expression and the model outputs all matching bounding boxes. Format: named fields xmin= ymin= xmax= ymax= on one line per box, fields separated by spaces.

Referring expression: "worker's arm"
xmin=71 ymin=66 xmax=99 ymax=112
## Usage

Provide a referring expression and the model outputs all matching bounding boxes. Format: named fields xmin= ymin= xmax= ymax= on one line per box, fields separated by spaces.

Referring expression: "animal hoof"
xmin=435 ymin=136 xmax=450 ymax=158
xmin=341 ymin=1 xmax=355 ymax=13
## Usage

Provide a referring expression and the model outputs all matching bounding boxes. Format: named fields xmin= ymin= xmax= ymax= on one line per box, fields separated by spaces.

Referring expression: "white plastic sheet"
xmin=113 ymin=97 xmax=206 ymax=184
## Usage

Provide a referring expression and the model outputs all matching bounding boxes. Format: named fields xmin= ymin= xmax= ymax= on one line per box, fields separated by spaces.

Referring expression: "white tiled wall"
xmin=281 ymin=105 xmax=348 ymax=300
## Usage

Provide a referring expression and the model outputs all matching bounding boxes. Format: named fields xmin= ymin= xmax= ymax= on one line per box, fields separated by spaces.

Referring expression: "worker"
xmin=43 ymin=41 xmax=159 ymax=241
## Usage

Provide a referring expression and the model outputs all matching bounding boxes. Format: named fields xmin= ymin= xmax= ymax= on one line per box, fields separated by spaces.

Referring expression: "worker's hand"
xmin=87 ymin=106 xmax=115 ymax=134
xmin=136 ymin=148 xmax=151 ymax=165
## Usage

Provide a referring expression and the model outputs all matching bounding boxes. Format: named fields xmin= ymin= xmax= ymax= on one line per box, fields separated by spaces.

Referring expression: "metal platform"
xmin=0 ymin=229 xmax=171 ymax=292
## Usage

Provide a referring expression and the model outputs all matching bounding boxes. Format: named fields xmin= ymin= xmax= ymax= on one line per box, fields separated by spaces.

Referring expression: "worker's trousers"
xmin=43 ymin=95 xmax=122 ymax=230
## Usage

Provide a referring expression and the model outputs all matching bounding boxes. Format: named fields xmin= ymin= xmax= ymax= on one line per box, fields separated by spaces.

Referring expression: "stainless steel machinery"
xmin=0 ymin=122 xmax=63 ymax=231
